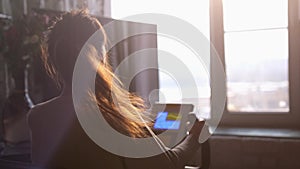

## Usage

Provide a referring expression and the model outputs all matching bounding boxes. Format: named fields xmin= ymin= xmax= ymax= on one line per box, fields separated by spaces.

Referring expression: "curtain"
xmin=100 ymin=1 xmax=160 ymax=105
xmin=0 ymin=0 xmax=106 ymax=18
xmin=0 ymin=0 xmax=12 ymax=16
xmin=41 ymin=0 xmax=105 ymax=16
xmin=102 ymin=19 xmax=160 ymax=105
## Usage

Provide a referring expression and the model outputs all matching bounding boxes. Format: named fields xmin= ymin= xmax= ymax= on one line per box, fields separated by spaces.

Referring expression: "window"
xmin=111 ymin=0 xmax=211 ymax=118
xmin=223 ymin=0 xmax=289 ymax=113
xmin=211 ymin=0 xmax=300 ymax=128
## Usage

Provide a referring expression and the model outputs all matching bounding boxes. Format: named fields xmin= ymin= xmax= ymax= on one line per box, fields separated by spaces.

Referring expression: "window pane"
xmin=225 ymin=29 xmax=289 ymax=112
xmin=112 ymin=0 xmax=211 ymax=119
xmin=223 ymin=0 xmax=288 ymax=32
xmin=158 ymin=36 xmax=211 ymax=119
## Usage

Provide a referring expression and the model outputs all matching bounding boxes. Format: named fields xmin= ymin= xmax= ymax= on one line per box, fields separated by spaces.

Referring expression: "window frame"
xmin=210 ymin=0 xmax=300 ymax=129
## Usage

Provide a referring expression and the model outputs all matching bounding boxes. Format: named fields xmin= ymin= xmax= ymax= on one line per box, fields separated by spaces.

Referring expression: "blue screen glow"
xmin=154 ymin=112 xmax=181 ymax=130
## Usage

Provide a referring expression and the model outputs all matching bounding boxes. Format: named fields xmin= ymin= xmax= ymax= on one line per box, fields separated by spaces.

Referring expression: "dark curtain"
xmin=102 ymin=18 xmax=159 ymax=105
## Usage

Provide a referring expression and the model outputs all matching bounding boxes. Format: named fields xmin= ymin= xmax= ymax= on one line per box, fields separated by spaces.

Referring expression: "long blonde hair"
xmin=42 ymin=10 xmax=151 ymax=138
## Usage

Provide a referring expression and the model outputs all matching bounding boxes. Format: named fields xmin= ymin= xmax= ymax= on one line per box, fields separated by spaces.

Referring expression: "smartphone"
xmin=152 ymin=104 xmax=194 ymax=130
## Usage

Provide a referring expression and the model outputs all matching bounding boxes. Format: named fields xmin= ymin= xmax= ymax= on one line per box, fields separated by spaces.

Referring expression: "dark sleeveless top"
xmin=28 ymin=96 xmax=200 ymax=169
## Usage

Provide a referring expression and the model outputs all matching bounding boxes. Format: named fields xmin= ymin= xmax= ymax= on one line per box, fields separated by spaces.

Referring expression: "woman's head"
xmin=43 ymin=10 xmax=106 ymax=86
xmin=43 ymin=10 xmax=150 ymax=137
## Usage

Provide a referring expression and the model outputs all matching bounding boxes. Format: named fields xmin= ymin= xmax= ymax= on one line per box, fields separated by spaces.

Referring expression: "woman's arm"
xmin=124 ymin=119 xmax=205 ymax=169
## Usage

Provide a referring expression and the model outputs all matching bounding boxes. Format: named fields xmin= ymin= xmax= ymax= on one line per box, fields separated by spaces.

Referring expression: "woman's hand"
xmin=187 ymin=114 xmax=205 ymax=138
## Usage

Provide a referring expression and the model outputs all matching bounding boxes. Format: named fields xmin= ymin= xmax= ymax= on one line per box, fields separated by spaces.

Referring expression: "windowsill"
xmin=212 ymin=127 xmax=300 ymax=139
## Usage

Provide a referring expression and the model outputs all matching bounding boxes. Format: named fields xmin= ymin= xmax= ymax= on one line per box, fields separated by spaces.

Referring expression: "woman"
xmin=28 ymin=10 xmax=204 ymax=169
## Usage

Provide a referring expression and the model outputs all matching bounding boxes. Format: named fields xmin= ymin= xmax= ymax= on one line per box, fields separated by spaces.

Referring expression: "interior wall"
xmin=209 ymin=135 xmax=300 ymax=169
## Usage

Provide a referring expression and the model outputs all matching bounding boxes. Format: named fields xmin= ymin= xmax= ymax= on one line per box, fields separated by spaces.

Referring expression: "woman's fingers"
xmin=190 ymin=120 xmax=205 ymax=136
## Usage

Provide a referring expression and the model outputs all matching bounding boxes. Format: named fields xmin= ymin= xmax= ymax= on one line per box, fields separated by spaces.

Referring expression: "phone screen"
xmin=153 ymin=112 xmax=182 ymax=130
